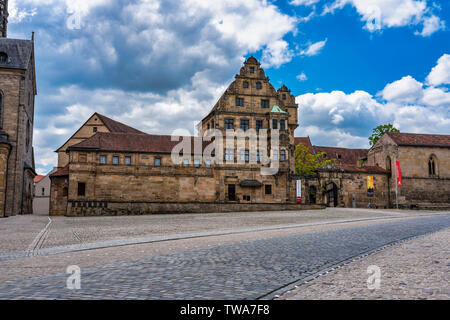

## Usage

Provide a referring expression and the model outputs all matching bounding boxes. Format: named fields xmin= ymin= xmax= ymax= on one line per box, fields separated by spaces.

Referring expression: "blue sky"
xmin=7 ymin=0 xmax=450 ymax=175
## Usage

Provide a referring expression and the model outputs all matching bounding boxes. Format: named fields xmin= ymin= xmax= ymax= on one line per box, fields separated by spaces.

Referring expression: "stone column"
xmin=0 ymin=130 xmax=11 ymax=217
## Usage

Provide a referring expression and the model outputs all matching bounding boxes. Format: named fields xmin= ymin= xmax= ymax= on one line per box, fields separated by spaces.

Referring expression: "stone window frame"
xmin=240 ymin=119 xmax=250 ymax=131
xmin=256 ymin=119 xmax=263 ymax=130
xmin=183 ymin=158 xmax=190 ymax=167
xmin=256 ymin=81 xmax=262 ymax=90
xmin=280 ymin=119 xmax=286 ymax=131
xmin=265 ymin=184 xmax=272 ymax=195
xmin=428 ymin=154 xmax=438 ymax=177
xmin=125 ymin=156 xmax=131 ymax=166
xmin=194 ymin=158 xmax=201 ymax=168
xmin=205 ymin=159 xmax=212 ymax=167
xmin=77 ymin=182 xmax=86 ymax=197
xmin=154 ymin=157 xmax=161 ymax=167
xmin=249 ymin=66 xmax=255 ymax=74
xmin=243 ymin=81 xmax=249 ymax=88
xmin=225 ymin=149 xmax=234 ymax=161
xmin=261 ymin=99 xmax=269 ymax=109
xmin=112 ymin=155 xmax=120 ymax=165
xmin=100 ymin=155 xmax=107 ymax=165
xmin=280 ymin=149 xmax=287 ymax=162
xmin=272 ymin=119 xmax=278 ymax=130
xmin=225 ymin=118 xmax=234 ymax=130
xmin=93 ymin=127 xmax=97 ymax=133
xmin=236 ymin=97 xmax=244 ymax=107
xmin=238 ymin=149 xmax=250 ymax=163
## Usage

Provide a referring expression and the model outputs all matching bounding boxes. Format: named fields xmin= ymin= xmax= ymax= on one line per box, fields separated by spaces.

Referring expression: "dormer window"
xmin=0 ymin=52 xmax=8 ymax=63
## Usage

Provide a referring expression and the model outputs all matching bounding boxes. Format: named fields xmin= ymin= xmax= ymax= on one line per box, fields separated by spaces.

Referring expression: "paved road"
xmin=0 ymin=214 xmax=448 ymax=299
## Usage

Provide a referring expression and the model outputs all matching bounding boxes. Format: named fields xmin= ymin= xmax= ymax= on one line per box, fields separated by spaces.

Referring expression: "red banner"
xmin=396 ymin=160 xmax=402 ymax=186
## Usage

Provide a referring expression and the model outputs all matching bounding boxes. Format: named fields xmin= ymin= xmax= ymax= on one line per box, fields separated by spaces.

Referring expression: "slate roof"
xmin=0 ymin=38 xmax=33 ymax=70
xmin=386 ymin=132 xmax=450 ymax=147
xmin=68 ymin=132 xmax=211 ymax=154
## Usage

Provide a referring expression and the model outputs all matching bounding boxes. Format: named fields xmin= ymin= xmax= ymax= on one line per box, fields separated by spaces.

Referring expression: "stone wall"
xmin=0 ymin=142 xmax=10 ymax=217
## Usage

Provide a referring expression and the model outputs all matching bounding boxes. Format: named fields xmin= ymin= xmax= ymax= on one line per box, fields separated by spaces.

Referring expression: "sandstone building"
xmin=49 ymin=57 xmax=450 ymax=216
xmin=0 ymin=0 xmax=37 ymax=217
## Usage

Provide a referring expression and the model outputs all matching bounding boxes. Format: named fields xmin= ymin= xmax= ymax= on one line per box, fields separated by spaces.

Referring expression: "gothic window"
xmin=428 ymin=155 xmax=437 ymax=176
xmin=243 ymin=81 xmax=249 ymax=88
xmin=256 ymin=82 xmax=262 ymax=90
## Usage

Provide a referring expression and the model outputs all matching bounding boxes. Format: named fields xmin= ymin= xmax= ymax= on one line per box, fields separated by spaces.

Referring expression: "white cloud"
xmin=426 ymin=54 xmax=450 ymax=86
xmin=415 ymin=15 xmax=445 ymax=36
xmin=380 ymin=75 xmax=423 ymax=103
xmin=290 ymin=0 xmax=319 ymax=6
xmin=323 ymin=0 xmax=445 ymax=36
xmin=299 ymin=39 xmax=327 ymax=56
xmin=261 ymin=40 xmax=294 ymax=68
xmin=297 ymin=72 xmax=308 ymax=81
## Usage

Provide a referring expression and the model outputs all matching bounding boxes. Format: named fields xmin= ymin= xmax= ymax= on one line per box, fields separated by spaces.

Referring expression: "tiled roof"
xmin=313 ymin=146 xmax=368 ymax=165
xmin=294 ymin=137 xmax=313 ymax=153
xmin=34 ymin=175 xmax=45 ymax=183
xmin=337 ymin=164 xmax=386 ymax=173
xmin=50 ymin=165 xmax=69 ymax=177
xmin=386 ymin=132 xmax=450 ymax=147
xmin=68 ymin=132 xmax=210 ymax=154
xmin=0 ymin=38 xmax=33 ymax=70
xmin=96 ymin=113 xmax=145 ymax=134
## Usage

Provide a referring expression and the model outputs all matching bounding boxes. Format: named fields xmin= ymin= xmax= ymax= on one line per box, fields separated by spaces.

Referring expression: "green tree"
xmin=294 ymin=143 xmax=336 ymax=175
xmin=369 ymin=124 xmax=400 ymax=146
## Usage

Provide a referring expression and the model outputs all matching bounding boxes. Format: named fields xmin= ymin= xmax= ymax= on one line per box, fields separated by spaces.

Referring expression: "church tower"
xmin=0 ymin=2 xmax=37 ymax=217
xmin=0 ymin=0 xmax=7 ymax=38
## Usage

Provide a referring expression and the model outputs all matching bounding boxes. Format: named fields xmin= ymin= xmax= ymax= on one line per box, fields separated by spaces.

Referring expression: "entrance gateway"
xmin=326 ymin=182 xmax=338 ymax=207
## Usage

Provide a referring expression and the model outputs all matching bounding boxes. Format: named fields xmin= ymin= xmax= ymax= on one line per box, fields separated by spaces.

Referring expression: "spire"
xmin=0 ymin=0 xmax=8 ymax=38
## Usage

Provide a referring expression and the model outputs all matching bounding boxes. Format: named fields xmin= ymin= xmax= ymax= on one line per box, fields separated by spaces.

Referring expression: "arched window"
xmin=428 ymin=155 xmax=438 ymax=177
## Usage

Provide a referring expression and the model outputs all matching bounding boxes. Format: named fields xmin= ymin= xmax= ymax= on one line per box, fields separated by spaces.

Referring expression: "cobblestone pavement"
xmin=0 ymin=214 xmax=448 ymax=299
xmin=280 ymin=227 xmax=450 ymax=300
xmin=0 ymin=208 xmax=444 ymax=253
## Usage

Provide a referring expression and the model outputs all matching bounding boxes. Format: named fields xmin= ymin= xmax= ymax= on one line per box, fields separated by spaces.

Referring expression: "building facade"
xmin=49 ymin=57 xmax=450 ymax=216
xmin=0 ymin=1 xmax=37 ymax=217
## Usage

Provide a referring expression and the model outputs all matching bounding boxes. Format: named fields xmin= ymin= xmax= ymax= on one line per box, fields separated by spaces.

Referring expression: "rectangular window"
xmin=100 ymin=155 xmax=106 ymax=164
xmin=154 ymin=157 xmax=161 ymax=166
xmin=261 ymin=99 xmax=269 ymax=108
xmin=256 ymin=120 xmax=263 ymax=131
xmin=225 ymin=149 xmax=234 ymax=161
xmin=79 ymin=153 xmax=87 ymax=163
xmin=240 ymin=119 xmax=249 ymax=131
xmin=256 ymin=150 xmax=262 ymax=162
xmin=183 ymin=159 xmax=190 ymax=167
xmin=205 ymin=159 xmax=211 ymax=167
xmin=112 ymin=156 xmax=119 ymax=165
xmin=272 ymin=119 xmax=278 ymax=129
xmin=41 ymin=188 xmax=45 ymax=196
xmin=225 ymin=119 xmax=234 ymax=130
xmin=280 ymin=150 xmax=286 ymax=161
xmin=93 ymin=127 xmax=97 ymax=133
xmin=194 ymin=159 xmax=200 ymax=168
xmin=125 ymin=156 xmax=131 ymax=166
xmin=228 ymin=184 xmax=236 ymax=201
xmin=280 ymin=120 xmax=285 ymax=131
xmin=239 ymin=150 xmax=249 ymax=162
xmin=249 ymin=67 xmax=254 ymax=73
xmin=236 ymin=97 xmax=244 ymax=107
xmin=265 ymin=184 xmax=272 ymax=195
xmin=282 ymin=94 xmax=286 ymax=100
xmin=243 ymin=81 xmax=249 ymax=88
xmin=77 ymin=182 xmax=86 ymax=197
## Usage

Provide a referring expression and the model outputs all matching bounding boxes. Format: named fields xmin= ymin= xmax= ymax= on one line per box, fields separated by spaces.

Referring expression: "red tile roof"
xmin=313 ymin=146 xmax=368 ymax=165
xmin=96 ymin=113 xmax=145 ymax=134
xmin=294 ymin=137 xmax=313 ymax=153
xmin=337 ymin=164 xmax=386 ymax=173
xmin=68 ymin=132 xmax=210 ymax=154
xmin=49 ymin=165 xmax=69 ymax=177
xmin=33 ymin=175 xmax=45 ymax=183
xmin=386 ymin=132 xmax=450 ymax=147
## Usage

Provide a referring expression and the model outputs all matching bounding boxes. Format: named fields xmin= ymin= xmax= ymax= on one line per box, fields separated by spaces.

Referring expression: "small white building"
xmin=33 ymin=169 xmax=56 ymax=215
